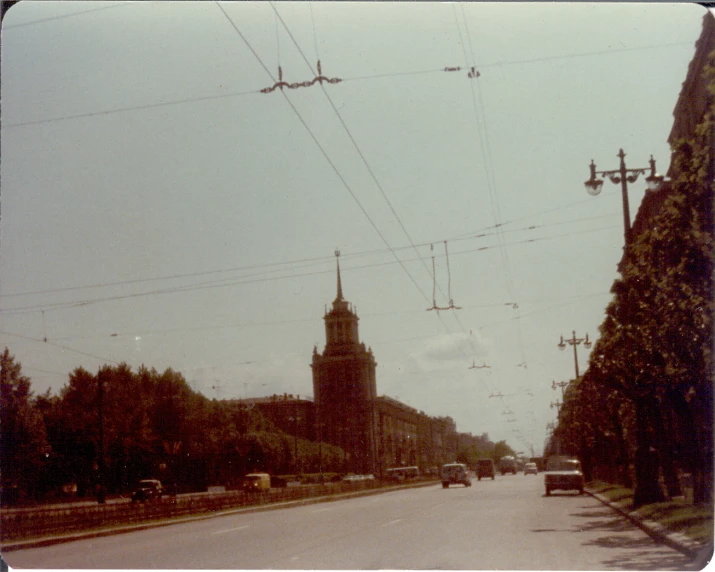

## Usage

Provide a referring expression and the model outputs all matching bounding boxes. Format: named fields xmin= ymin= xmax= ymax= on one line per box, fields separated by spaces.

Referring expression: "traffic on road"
xmin=4 ymin=467 xmax=697 ymax=570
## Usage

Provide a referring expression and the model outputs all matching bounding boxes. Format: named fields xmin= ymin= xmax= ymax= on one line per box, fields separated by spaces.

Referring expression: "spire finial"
xmin=335 ymin=249 xmax=343 ymax=301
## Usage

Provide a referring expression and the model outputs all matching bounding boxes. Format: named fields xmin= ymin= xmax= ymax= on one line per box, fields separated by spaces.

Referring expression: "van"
xmin=441 ymin=463 xmax=471 ymax=488
xmin=243 ymin=473 xmax=271 ymax=493
xmin=499 ymin=456 xmax=518 ymax=475
xmin=476 ymin=459 xmax=495 ymax=480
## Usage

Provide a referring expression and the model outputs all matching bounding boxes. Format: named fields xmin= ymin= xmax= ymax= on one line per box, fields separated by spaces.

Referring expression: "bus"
xmin=385 ymin=466 xmax=420 ymax=482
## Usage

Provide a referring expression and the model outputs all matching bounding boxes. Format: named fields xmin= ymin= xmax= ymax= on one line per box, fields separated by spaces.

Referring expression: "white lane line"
xmin=213 ymin=525 xmax=249 ymax=534
xmin=312 ymin=508 xmax=332 ymax=513
xmin=382 ymin=518 xmax=403 ymax=527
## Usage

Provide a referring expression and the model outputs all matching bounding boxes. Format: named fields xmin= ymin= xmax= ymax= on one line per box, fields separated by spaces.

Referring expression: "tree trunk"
xmin=692 ymin=383 xmax=713 ymax=505
xmin=654 ymin=398 xmax=681 ymax=499
xmin=611 ymin=410 xmax=632 ymax=488
xmin=633 ymin=397 xmax=664 ymax=508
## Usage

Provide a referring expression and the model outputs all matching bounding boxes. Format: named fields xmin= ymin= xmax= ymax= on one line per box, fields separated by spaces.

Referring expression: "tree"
xmin=492 ymin=440 xmax=516 ymax=462
xmin=0 ymin=348 xmax=49 ymax=504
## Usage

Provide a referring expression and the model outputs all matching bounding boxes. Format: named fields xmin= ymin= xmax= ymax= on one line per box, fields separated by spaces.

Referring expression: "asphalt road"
xmin=3 ymin=474 xmax=697 ymax=570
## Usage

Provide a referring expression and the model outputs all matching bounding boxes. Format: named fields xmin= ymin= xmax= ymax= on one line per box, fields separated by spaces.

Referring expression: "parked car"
xmin=524 ymin=462 xmax=538 ymax=475
xmin=544 ymin=457 xmax=584 ymax=495
xmin=131 ymin=479 xmax=164 ymax=503
xmin=243 ymin=473 xmax=271 ymax=493
xmin=476 ymin=459 xmax=496 ymax=480
xmin=441 ymin=463 xmax=471 ymax=488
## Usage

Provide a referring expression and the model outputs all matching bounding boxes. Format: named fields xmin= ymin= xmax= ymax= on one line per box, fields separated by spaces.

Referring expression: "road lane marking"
xmin=382 ymin=518 xmax=403 ymax=527
xmin=312 ymin=508 xmax=332 ymax=513
xmin=213 ymin=525 xmax=249 ymax=534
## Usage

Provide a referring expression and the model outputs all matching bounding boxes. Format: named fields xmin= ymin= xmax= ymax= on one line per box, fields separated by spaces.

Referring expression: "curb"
xmin=586 ymin=489 xmax=712 ymax=562
xmin=1 ymin=481 xmax=434 ymax=552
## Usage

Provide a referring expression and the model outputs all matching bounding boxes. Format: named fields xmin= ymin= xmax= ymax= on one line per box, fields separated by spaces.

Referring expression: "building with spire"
xmin=237 ymin=253 xmax=473 ymax=476
xmin=311 ymin=252 xmax=378 ymax=474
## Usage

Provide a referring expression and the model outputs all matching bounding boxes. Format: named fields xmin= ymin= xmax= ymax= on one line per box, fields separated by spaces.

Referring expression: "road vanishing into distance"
xmin=5 ymin=474 xmax=697 ymax=570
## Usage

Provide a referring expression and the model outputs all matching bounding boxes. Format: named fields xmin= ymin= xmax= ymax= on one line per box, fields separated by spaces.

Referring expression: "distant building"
xmin=242 ymin=394 xmax=315 ymax=441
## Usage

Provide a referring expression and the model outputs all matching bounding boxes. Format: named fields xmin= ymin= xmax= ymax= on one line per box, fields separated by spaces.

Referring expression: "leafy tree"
xmin=0 ymin=348 xmax=49 ymax=503
xmin=560 ymin=48 xmax=713 ymax=507
xmin=492 ymin=440 xmax=516 ymax=462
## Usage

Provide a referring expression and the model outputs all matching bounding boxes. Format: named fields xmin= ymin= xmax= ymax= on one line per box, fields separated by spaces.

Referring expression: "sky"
xmin=0 ymin=1 xmax=708 ymax=458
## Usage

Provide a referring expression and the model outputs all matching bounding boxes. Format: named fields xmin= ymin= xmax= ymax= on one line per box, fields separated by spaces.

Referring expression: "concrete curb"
xmin=1 ymin=481 xmax=434 ymax=552
xmin=586 ymin=489 xmax=712 ymax=562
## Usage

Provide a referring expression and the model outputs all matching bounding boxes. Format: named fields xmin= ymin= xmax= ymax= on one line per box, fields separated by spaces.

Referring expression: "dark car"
xmin=131 ymin=479 xmax=164 ymax=502
xmin=476 ymin=459 xmax=495 ymax=480
xmin=499 ymin=456 xmax=518 ymax=475
xmin=544 ymin=457 xmax=584 ymax=495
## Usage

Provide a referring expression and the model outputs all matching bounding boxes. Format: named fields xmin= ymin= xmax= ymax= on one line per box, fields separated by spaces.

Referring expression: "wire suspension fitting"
xmin=427 ymin=241 xmax=461 ymax=311
xmin=261 ymin=61 xmax=342 ymax=94
xmin=443 ymin=66 xmax=480 ymax=78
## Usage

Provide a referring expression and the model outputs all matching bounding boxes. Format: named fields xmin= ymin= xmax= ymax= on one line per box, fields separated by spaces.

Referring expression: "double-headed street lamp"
xmin=584 ymin=149 xmax=664 ymax=245
xmin=558 ymin=331 xmax=592 ymax=379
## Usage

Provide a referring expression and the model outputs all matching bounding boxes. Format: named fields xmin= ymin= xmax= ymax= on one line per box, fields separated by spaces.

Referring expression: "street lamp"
xmin=558 ymin=331 xmax=592 ymax=379
xmin=584 ymin=149 xmax=664 ymax=245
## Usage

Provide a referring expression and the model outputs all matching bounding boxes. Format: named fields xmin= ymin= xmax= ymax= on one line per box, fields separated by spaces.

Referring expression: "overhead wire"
xmin=456 ymin=5 xmax=530 ymax=383
xmin=272 ymin=3 xmax=493 ymax=364
xmin=214 ymin=2 xmax=433 ymax=311
xmin=0 ymin=330 xmax=120 ymax=366
xmin=5 ymin=6 xmax=633 ymax=411
xmin=224 ymin=1 xmax=481 ymax=367
xmin=1 ymin=221 xmax=618 ymax=316
xmin=3 ymin=2 xmax=133 ymax=29
xmin=1 ymin=208 xmax=618 ymax=300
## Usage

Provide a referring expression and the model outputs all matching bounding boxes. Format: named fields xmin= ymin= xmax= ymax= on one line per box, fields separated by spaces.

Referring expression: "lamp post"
xmin=558 ymin=331 xmax=592 ymax=379
xmin=584 ymin=149 xmax=664 ymax=245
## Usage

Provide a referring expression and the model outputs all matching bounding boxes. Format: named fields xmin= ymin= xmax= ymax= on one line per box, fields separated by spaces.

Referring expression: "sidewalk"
xmin=586 ymin=488 xmax=713 ymax=566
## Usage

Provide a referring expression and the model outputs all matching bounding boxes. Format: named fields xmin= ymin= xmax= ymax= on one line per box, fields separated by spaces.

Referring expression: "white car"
xmin=524 ymin=462 xmax=538 ymax=475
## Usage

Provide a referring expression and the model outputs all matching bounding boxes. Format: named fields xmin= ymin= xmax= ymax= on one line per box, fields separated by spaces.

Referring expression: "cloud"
xmin=407 ymin=330 xmax=492 ymax=370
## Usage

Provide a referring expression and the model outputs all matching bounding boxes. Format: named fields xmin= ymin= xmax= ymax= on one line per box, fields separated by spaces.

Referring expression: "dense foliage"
xmin=548 ymin=48 xmax=714 ymax=507
xmin=0 ymin=355 xmax=346 ymax=504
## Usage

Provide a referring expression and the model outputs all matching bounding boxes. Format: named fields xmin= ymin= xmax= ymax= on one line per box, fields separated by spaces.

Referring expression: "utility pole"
xmin=557 ymin=331 xmax=592 ymax=379
xmin=293 ymin=397 xmax=299 ymax=475
xmin=97 ymin=369 xmax=106 ymax=504
xmin=552 ymin=380 xmax=568 ymax=399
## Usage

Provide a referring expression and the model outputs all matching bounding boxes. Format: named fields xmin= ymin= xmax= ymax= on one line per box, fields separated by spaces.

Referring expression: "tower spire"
xmin=335 ymin=249 xmax=343 ymax=301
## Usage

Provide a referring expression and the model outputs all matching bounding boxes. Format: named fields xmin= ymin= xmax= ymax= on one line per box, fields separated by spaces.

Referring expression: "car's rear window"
xmin=547 ymin=459 xmax=581 ymax=471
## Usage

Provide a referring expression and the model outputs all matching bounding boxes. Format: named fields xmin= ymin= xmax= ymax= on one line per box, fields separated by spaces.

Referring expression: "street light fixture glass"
xmin=584 ymin=160 xmax=603 ymax=196
xmin=584 ymin=333 xmax=592 ymax=349
xmin=645 ymin=155 xmax=665 ymax=193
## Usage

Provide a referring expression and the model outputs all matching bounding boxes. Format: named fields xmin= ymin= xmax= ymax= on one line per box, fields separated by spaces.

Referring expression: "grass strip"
xmin=588 ymin=480 xmax=713 ymax=544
